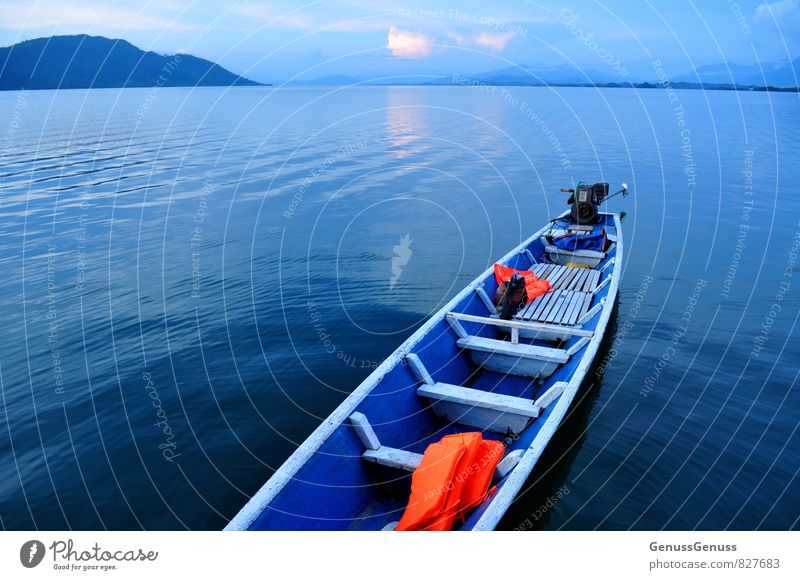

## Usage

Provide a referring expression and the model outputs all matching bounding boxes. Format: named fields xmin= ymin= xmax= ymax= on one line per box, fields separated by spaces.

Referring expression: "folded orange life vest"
xmin=493 ymin=263 xmax=552 ymax=301
xmin=395 ymin=432 xmax=505 ymax=531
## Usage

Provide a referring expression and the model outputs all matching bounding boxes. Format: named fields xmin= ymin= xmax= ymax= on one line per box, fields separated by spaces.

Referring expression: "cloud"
xmin=754 ymin=0 xmax=800 ymax=21
xmin=444 ymin=31 xmax=469 ymax=46
xmin=754 ymin=0 xmax=800 ymax=32
xmin=233 ymin=3 xmax=388 ymax=33
xmin=387 ymin=26 xmax=432 ymax=58
xmin=387 ymin=27 xmax=518 ymax=59
xmin=0 ymin=0 xmax=201 ymax=33
xmin=753 ymin=0 xmax=800 ymax=52
xmin=445 ymin=30 xmax=516 ymax=53
xmin=474 ymin=32 xmax=515 ymax=52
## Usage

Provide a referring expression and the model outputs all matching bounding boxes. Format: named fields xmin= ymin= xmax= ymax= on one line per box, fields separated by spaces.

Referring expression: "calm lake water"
xmin=0 ymin=85 xmax=797 ymax=530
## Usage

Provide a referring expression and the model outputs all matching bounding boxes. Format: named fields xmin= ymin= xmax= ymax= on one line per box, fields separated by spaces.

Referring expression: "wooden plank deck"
xmin=518 ymin=288 xmax=593 ymax=325
xmin=515 ymin=264 xmax=603 ymax=326
xmin=532 ymin=264 xmax=601 ymax=293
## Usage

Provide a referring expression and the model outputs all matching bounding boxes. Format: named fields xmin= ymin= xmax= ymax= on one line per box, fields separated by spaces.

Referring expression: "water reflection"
xmin=385 ymin=88 xmax=432 ymax=163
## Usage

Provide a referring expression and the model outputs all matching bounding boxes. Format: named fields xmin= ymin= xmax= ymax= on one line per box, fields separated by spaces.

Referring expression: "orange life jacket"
xmin=395 ymin=432 xmax=505 ymax=531
xmin=493 ymin=263 xmax=552 ymax=301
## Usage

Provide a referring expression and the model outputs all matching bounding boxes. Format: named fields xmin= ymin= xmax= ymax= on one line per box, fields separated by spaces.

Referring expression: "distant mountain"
xmin=287 ymin=75 xmax=366 ymax=86
xmin=425 ymin=60 xmax=797 ymax=90
xmin=0 ymin=35 xmax=263 ymax=90
xmin=467 ymin=64 xmax=636 ymax=86
xmin=675 ymin=58 xmax=799 ymax=87
xmin=288 ymin=74 xmax=449 ymax=86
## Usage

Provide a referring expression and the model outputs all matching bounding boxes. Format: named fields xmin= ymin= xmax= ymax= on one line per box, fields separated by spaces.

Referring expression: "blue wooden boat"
xmin=226 ymin=210 xmax=623 ymax=531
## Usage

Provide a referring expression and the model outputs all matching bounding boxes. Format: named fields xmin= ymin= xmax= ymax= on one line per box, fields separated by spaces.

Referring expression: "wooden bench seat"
xmin=456 ymin=335 xmax=569 ymax=379
xmin=544 ymin=243 xmax=611 ymax=268
xmin=417 ymin=382 xmax=542 ymax=434
xmin=349 ymin=412 xmax=526 ymax=479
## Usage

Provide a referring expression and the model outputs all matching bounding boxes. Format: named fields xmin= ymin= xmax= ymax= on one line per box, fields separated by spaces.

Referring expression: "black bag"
xmin=495 ymin=273 xmax=528 ymax=320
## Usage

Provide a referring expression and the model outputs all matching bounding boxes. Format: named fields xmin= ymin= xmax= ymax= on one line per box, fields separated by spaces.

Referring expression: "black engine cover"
xmin=569 ymin=182 xmax=608 ymax=224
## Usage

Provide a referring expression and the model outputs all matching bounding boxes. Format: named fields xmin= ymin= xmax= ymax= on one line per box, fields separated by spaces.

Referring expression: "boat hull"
xmin=226 ymin=212 xmax=623 ymax=531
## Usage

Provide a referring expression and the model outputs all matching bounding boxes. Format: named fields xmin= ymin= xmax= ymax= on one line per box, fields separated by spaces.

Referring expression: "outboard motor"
xmin=562 ymin=182 xmax=609 ymax=225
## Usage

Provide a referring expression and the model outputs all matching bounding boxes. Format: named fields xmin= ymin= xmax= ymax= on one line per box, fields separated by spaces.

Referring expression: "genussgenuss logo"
xmin=19 ymin=539 xmax=158 ymax=569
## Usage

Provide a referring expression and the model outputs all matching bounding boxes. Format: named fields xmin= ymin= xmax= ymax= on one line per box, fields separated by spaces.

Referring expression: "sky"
xmin=0 ymin=0 xmax=797 ymax=83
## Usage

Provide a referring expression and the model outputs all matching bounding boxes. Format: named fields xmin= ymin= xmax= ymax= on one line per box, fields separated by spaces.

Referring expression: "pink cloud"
xmin=387 ymin=26 xmax=432 ymax=58
xmin=474 ymin=32 xmax=515 ymax=52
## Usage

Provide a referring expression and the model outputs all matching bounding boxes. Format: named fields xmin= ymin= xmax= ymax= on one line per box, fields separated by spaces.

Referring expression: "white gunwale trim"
xmin=446 ymin=315 xmax=468 ymax=339
xmin=523 ymin=248 xmax=537 ymax=264
xmin=533 ymin=382 xmax=567 ymax=409
xmin=600 ymin=257 xmax=616 ymax=273
xmin=565 ymin=336 xmax=591 ymax=357
xmin=494 ymin=449 xmax=524 ymax=480
xmin=404 ymin=353 xmax=434 ymax=386
xmin=593 ymin=273 xmax=613 ymax=295
xmin=475 ymin=286 xmax=498 ymax=314
xmin=348 ymin=412 xmax=380 ymax=451
xmin=224 ymin=211 xmax=575 ymax=530
xmin=446 ymin=312 xmax=594 ymax=337
xmin=577 ymin=299 xmax=605 ymax=325
xmin=472 ymin=213 xmax=622 ymax=530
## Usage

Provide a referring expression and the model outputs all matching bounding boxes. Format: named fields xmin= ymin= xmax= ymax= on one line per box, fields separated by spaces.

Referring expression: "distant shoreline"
xmin=1 ymin=81 xmax=796 ymax=93
xmin=0 ymin=84 xmax=270 ymax=92
xmin=418 ymin=81 xmax=800 ymax=92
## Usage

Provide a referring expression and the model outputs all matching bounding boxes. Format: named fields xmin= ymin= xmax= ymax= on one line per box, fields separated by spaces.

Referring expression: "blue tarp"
xmin=551 ymin=229 xmax=607 ymax=252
